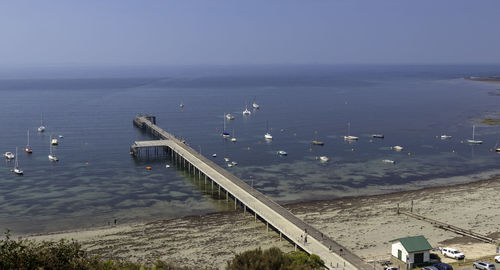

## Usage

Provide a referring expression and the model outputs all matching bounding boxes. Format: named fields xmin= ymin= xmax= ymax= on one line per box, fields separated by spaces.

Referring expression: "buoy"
xmin=146 ymin=166 xmax=152 ymax=170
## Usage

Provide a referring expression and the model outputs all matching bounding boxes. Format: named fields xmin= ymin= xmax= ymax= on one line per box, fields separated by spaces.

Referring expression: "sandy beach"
xmin=28 ymin=177 xmax=500 ymax=269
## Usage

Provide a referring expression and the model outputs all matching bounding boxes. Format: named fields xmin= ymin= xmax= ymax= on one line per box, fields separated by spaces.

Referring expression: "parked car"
xmin=441 ymin=247 xmax=465 ymax=260
xmin=421 ymin=266 xmax=439 ymax=270
xmin=495 ymin=256 xmax=500 ymax=263
xmin=434 ymin=263 xmax=454 ymax=270
xmin=384 ymin=267 xmax=398 ymax=270
xmin=473 ymin=261 xmax=496 ymax=270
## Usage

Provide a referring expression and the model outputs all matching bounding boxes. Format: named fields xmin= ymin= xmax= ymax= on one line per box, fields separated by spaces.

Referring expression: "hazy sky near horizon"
xmin=1 ymin=0 xmax=500 ymax=67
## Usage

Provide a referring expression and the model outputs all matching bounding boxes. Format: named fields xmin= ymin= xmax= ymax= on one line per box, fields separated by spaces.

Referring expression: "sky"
xmin=1 ymin=0 xmax=500 ymax=67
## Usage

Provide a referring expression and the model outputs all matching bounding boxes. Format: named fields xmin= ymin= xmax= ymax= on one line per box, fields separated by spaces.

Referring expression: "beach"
xmin=28 ymin=176 xmax=500 ymax=269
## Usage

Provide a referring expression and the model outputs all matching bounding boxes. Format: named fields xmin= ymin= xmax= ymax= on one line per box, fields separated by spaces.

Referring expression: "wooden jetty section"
xmin=401 ymin=211 xmax=493 ymax=243
xmin=131 ymin=115 xmax=372 ymax=270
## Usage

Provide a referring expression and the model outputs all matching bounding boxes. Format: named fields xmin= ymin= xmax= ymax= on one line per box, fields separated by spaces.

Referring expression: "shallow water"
xmin=0 ymin=65 xmax=499 ymax=234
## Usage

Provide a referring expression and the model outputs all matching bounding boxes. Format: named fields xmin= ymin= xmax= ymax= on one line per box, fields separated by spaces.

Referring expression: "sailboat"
xmin=231 ymin=128 xmax=237 ymax=142
xmin=264 ymin=121 xmax=273 ymax=140
xmin=38 ymin=113 xmax=46 ymax=132
xmin=25 ymin=129 xmax=33 ymax=153
xmin=243 ymin=103 xmax=251 ymax=115
xmin=252 ymin=97 xmax=260 ymax=109
xmin=222 ymin=113 xmax=230 ymax=138
xmin=226 ymin=113 xmax=235 ymax=120
xmin=13 ymin=147 xmax=23 ymax=175
xmin=48 ymin=135 xmax=59 ymax=161
xmin=467 ymin=125 xmax=483 ymax=144
xmin=312 ymin=131 xmax=324 ymax=145
xmin=343 ymin=122 xmax=358 ymax=140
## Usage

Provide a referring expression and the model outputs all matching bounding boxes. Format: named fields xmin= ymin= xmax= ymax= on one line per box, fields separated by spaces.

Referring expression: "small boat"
xmin=179 ymin=102 xmax=184 ymax=108
xmin=224 ymin=157 xmax=230 ymax=162
xmin=277 ymin=150 xmax=288 ymax=156
xmin=312 ymin=140 xmax=324 ymax=145
xmin=4 ymin=152 xmax=15 ymax=160
xmin=371 ymin=134 xmax=384 ymax=138
xmin=343 ymin=122 xmax=358 ymax=141
xmin=264 ymin=121 xmax=273 ymax=140
xmin=382 ymin=159 xmax=396 ymax=164
xmin=467 ymin=125 xmax=482 ymax=144
xmin=227 ymin=163 xmax=233 ymax=167
xmin=226 ymin=113 xmax=235 ymax=120
xmin=51 ymin=138 xmax=58 ymax=145
xmin=231 ymin=161 xmax=238 ymax=166
xmin=13 ymin=147 xmax=23 ymax=175
xmin=393 ymin=146 xmax=404 ymax=151
xmin=48 ymin=135 xmax=59 ymax=161
xmin=165 ymin=164 xmax=170 ymax=168
xmin=440 ymin=135 xmax=452 ymax=139
xmin=494 ymin=142 xmax=500 ymax=152
xmin=25 ymin=129 xmax=32 ymax=153
xmin=146 ymin=166 xmax=152 ymax=170
xmin=252 ymin=97 xmax=260 ymax=109
xmin=58 ymin=135 xmax=64 ymax=138
xmin=231 ymin=129 xmax=237 ymax=142
xmin=212 ymin=153 xmax=217 ymax=157
xmin=38 ymin=113 xmax=45 ymax=132
xmin=319 ymin=156 xmax=329 ymax=162
xmin=222 ymin=113 xmax=230 ymax=138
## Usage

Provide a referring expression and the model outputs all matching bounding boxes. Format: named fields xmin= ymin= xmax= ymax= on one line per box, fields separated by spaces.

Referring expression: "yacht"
xmin=440 ymin=135 xmax=452 ymax=140
xmin=226 ymin=113 xmax=235 ymax=120
xmin=252 ymin=97 xmax=260 ymax=109
xmin=48 ymin=135 xmax=59 ymax=161
xmin=25 ymin=129 xmax=33 ymax=153
xmin=467 ymin=125 xmax=482 ymax=144
xmin=264 ymin=121 xmax=273 ymax=140
xmin=51 ymin=138 xmax=58 ymax=145
xmin=382 ymin=159 xmax=396 ymax=164
xmin=371 ymin=134 xmax=384 ymax=138
xmin=38 ymin=114 xmax=45 ymax=132
xmin=243 ymin=104 xmax=251 ymax=115
xmin=4 ymin=152 xmax=15 ymax=160
xmin=393 ymin=146 xmax=404 ymax=151
xmin=277 ymin=150 xmax=288 ymax=156
xmin=319 ymin=156 xmax=329 ymax=162
xmin=222 ymin=113 xmax=230 ymax=138
xmin=212 ymin=153 xmax=217 ymax=157
xmin=343 ymin=122 xmax=359 ymax=141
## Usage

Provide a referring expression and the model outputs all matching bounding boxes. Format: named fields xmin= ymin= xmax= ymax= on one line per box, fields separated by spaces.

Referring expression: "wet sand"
xmin=29 ymin=177 xmax=500 ymax=269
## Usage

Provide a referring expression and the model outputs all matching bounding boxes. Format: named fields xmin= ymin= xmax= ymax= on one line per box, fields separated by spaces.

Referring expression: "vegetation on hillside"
xmin=226 ymin=247 xmax=325 ymax=270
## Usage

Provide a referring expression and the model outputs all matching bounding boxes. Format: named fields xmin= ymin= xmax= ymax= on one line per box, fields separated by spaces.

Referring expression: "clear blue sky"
xmin=1 ymin=0 xmax=499 ymax=67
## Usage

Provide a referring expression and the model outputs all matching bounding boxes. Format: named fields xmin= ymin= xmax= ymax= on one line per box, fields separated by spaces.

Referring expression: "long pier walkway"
xmin=131 ymin=115 xmax=372 ymax=270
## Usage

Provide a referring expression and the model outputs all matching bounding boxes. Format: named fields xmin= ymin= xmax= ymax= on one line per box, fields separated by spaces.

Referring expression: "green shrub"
xmin=226 ymin=247 xmax=325 ymax=270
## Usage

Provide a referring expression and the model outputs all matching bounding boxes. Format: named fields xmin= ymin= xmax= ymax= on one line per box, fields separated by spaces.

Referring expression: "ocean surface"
xmin=1 ymin=64 xmax=499 ymax=234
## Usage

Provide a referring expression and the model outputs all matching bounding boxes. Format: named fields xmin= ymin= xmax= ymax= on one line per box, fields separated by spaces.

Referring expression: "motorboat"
xmin=48 ymin=135 xmax=59 ymax=161
xmin=231 ymin=137 xmax=237 ymax=142
xmin=312 ymin=140 xmax=324 ymax=145
xmin=371 ymin=134 xmax=384 ymax=138
xmin=319 ymin=156 xmax=329 ymax=162
xmin=25 ymin=129 xmax=32 ymax=153
xmin=264 ymin=133 xmax=273 ymax=140
xmin=226 ymin=113 xmax=235 ymax=120
xmin=231 ymin=161 xmax=238 ymax=166
xmin=467 ymin=125 xmax=482 ymax=144
xmin=343 ymin=122 xmax=358 ymax=140
xmin=212 ymin=153 xmax=217 ymax=157
xmin=179 ymin=102 xmax=184 ymax=108
xmin=51 ymin=138 xmax=58 ymax=145
xmin=440 ymin=135 xmax=452 ymax=140
xmin=58 ymin=135 xmax=64 ymax=138
xmin=277 ymin=150 xmax=288 ymax=156
xmin=4 ymin=152 xmax=15 ymax=160
xmin=382 ymin=159 xmax=396 ymax=164
xmin=243 ymin=104 xmax=251 ymax=115
xmin=165 ymin=164 xmax=170 ymax=168
xmin=227 ymin=163 xmax=233 ymax=167
xmin=393 ymin=146 xmax=404 ymax=151
xmin=224 ymin=157 xmax=230 ymax=162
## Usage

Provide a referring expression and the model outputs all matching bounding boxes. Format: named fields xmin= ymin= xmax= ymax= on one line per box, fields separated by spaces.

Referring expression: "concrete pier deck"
xmin=132 ymin=115 xmax=372 ymax=270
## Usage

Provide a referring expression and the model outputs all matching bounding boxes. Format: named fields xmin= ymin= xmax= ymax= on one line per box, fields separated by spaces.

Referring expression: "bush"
xmin=226 ymin=247 xmax=325 ymax=270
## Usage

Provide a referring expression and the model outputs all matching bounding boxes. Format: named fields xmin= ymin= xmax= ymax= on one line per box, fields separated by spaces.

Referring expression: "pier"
xmin=131 ymin=115 xmax=372 ymax=270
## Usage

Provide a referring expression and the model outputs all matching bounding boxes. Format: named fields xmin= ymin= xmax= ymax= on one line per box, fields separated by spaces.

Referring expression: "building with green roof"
xmin=390 ymin=235 xmax=433 ymax=268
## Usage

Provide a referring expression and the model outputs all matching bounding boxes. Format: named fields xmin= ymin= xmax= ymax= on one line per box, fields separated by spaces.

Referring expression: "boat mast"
xmin=15 ymin=147 xmax=19 ymax=169
xmin=472 ymin=125 xmax=475 ymax=140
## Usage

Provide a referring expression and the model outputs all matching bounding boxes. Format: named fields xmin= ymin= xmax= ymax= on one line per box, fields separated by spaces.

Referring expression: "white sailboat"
xmin=25 ymin=129 xmax=33 ymax=153
xmin=343 ymin=122 xmax=358 ymax=140
xmin=252 ymin=97 xmax=260 ymax=109
xmin=38 ymin=113 xmax=46 ymax=132
xmin=467 ymin=125 xmax=483 ymax=144
xmin=222 ymin=113 xmax=230 ymax=138
xmin=13 ymin=147 xmax=23 ymax=175
xmin=48 ymin=135 xmax=59 ymax=161
xmin=243 ymin=103 xmax=251 ymax=115
xmin=264 ymin=121 xmax=272 ymax=140
xmin=319 ymin=156 xmax=329 ymax=162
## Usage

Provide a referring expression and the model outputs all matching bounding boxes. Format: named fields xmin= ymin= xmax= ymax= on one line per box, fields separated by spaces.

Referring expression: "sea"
xmin=0 ymin=64 xmax=499 ymax=234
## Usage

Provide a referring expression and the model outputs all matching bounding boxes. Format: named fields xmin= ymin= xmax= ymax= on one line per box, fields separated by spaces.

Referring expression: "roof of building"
xmin=390 ymin=235 xmax=433 ymax=253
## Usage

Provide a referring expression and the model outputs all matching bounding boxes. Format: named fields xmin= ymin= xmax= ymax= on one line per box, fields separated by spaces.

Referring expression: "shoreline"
xmin=26 ymin=175 xmax=500 ymax=269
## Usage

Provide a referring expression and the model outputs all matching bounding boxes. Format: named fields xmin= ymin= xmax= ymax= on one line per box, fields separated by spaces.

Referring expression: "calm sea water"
xmin=1 ymin=65 xmax=499 ymax=234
